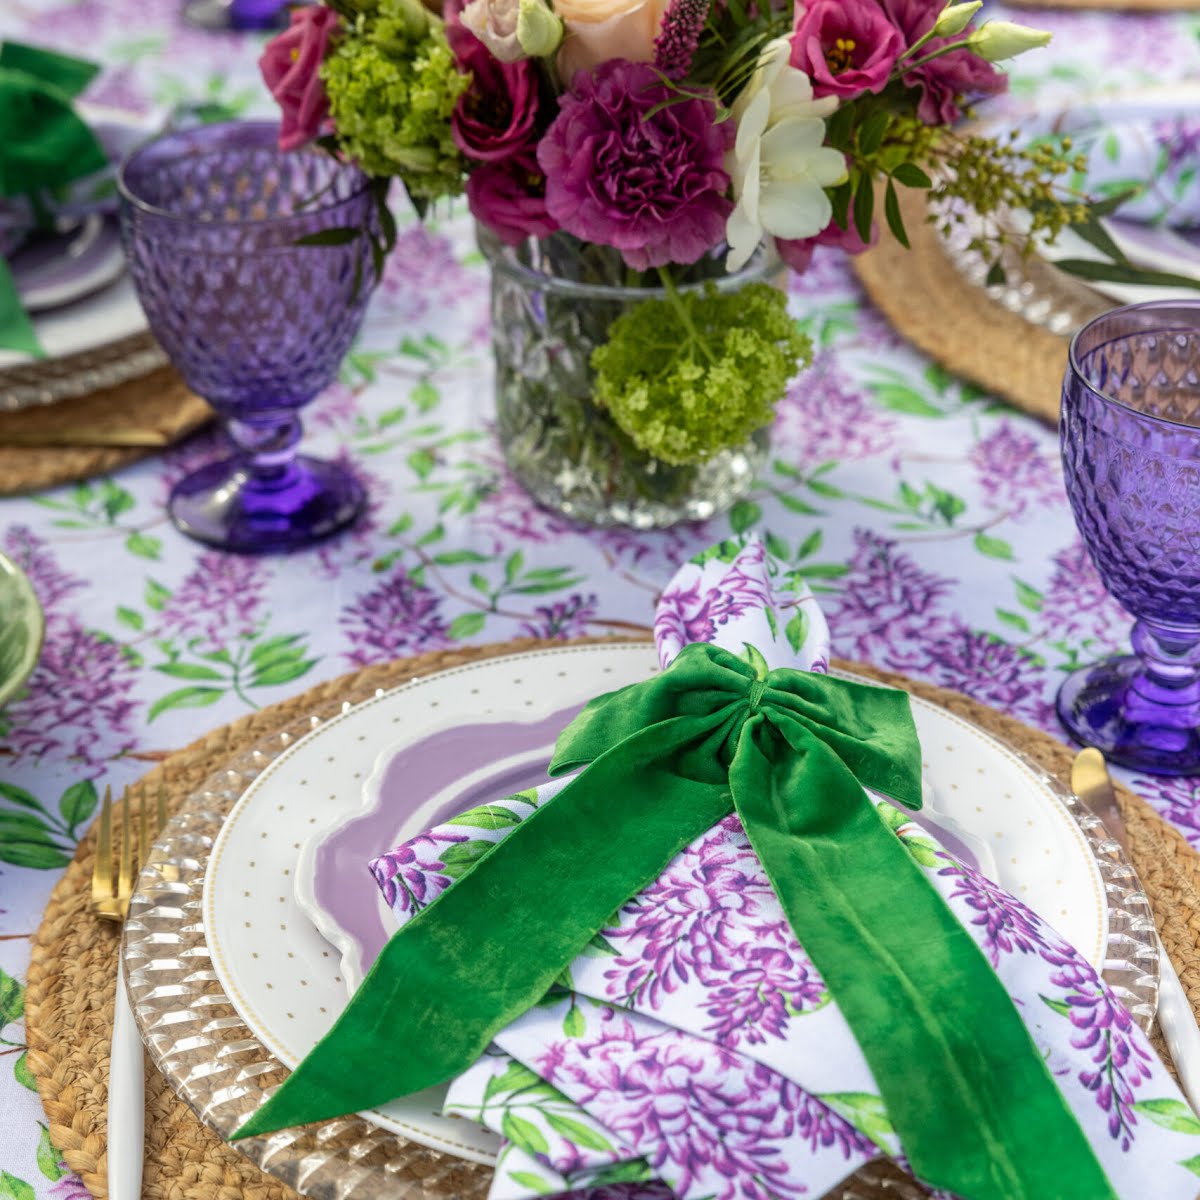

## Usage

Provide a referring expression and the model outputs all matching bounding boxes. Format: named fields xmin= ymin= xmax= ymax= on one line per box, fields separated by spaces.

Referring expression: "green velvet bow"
xmin=234 ymin=642 xmax=1114 ymax=1200
xmin=0 ymin=41 xmax=107 ymax=357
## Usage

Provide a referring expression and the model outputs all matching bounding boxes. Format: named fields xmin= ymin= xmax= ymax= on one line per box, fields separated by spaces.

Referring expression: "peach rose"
xmin=554 ymin=0 xmax=670 ymax=82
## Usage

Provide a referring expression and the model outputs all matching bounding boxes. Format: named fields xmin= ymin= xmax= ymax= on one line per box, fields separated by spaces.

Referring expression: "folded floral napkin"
xmin=360 ymin=537 xmax=1200 ymax=1200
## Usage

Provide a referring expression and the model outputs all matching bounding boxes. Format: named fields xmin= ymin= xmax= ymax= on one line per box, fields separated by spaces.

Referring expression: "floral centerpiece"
xmin=260 ymin=0 xmax=1067 ymax=526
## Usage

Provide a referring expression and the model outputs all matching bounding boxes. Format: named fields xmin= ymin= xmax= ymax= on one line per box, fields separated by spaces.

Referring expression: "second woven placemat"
xmin=24 ymin=638 xmax=1200 ymax=1200
xmin=0 ymin=368 xmax=212 ymax=496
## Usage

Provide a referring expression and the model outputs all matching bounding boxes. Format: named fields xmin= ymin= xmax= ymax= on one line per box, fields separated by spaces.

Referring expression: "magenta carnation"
xmin=449 ymin=22 xmax=543 ymax=162
xmin=467 ymin=151 xmax=559 ymax=244
xmin=883 ymin=0 xmax=1005 ymax=123
xmin=790 ymin=0 xmax=904 ymax=99
xmin=537 ymin=59 xmax=732 ymax=270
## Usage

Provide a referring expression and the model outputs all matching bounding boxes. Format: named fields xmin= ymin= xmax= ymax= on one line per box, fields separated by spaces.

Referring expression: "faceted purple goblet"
xmin=1058 ymin=300 xmax=1200 ymax=774
xmin=119 ymin=121 xmax=375 ymax=553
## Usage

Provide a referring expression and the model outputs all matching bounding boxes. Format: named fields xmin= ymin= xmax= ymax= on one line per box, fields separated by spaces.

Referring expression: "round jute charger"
xmin=24 ymin=638 xmax=1200 ymax=1200
xmin=0 ymin=368 xmax=212 ymax=496
xmin=852 ymin=185 xmax=1110 ymax=426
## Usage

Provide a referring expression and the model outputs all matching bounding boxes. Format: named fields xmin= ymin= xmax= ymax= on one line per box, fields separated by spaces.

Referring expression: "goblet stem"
xmin=227 ymin=412 xmax=304 ymax=486
xmin=1127 ymin=619 xmax=1200 ymax=719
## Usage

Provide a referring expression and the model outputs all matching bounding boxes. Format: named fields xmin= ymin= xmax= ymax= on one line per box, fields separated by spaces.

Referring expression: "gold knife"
xmin=1071 ymin=748 xmax=1200 ymax=1115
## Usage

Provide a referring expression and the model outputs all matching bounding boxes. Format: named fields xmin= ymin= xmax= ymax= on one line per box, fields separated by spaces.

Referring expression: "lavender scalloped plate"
xmin=201 ymin=643 xmax=1115 ymax=1163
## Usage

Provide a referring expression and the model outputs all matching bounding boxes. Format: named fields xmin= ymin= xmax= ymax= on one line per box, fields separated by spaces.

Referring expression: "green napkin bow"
xmin=234 ymin=642 xmax=1115 ymax=1200
xmin=0 ymin=41 xmax=108 ymax=358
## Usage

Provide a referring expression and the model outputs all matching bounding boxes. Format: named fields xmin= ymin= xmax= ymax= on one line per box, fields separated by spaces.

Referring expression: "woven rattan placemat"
xmin=852 ymin=186 xmax=1110 ymax=427
xmin=0 ymin=368 xmax=212 ymax=496
xmin=24 ymin=638 xmax=1200 ymax=1200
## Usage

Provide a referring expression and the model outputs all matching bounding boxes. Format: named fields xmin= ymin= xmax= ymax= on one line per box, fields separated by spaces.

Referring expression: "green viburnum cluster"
xmin=321 ymin=0 xmax=468 ymax=198
xmin=591 ymin=282 xmax=810 ymax=467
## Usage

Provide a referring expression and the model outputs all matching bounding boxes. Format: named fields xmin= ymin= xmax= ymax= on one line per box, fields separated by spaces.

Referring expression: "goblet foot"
xmin=168 ymin=455 xmax=364 ymax=554
xmin=1057 ymin=655 xmax=1200 ymax=775
xmin=183 ymin=0 xmax=289 ymax=30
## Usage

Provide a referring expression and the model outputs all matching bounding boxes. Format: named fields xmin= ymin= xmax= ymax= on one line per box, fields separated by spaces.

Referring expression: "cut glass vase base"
xmin=1057 ymin=655 xmax=1200 ymax=776
xmin=168 ymin=454 xmax=365 ymax=554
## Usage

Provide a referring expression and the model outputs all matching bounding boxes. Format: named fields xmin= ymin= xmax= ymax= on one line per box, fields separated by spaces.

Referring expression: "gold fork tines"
xmin=90 ymin=782 xmax=169 ymax=925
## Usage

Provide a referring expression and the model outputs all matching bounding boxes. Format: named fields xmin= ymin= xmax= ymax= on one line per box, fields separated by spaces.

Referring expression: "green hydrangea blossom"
xmin=322 ymin=0 xmax=468 ymax=198
xmin=591 ymin=281 xmax=811 ymax=467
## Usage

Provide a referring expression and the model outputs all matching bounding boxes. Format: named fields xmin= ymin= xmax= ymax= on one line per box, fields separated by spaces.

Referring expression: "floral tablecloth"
xmin=2 ymin=2 xmax=1200 ymax=1196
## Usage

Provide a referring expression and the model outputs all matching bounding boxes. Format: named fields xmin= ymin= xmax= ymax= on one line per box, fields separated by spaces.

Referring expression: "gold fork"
xmin=90 ymin=782 xmax=169 ymax=1200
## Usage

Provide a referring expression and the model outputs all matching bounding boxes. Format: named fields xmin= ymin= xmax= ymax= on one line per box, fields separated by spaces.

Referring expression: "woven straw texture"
xmin=852 ymin=186 xmax=1110 ymax=426
xmin=24 ymin=638 xmax=1200 ymax=1200
xmin=0 ymin=368 xmax=211 ymax=496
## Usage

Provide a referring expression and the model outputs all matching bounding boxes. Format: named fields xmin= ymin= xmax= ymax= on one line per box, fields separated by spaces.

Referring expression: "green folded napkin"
xmin=0 ymin=41 xmax=108 ymax=358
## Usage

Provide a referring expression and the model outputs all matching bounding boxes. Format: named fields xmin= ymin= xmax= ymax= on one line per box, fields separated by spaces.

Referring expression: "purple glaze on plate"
xmin=308 ymin=704 xmax=981 ymax=983
xmin=12 ymin=217 xmax=126 ymax=312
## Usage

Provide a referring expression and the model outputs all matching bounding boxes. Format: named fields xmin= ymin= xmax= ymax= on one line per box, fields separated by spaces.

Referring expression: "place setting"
xmin=7 ymin=1 xmax=1200 ymax=1200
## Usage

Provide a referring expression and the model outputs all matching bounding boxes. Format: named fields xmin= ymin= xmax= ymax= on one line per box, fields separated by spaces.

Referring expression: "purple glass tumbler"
xmin=119 ymin=121 xmax=375 ymax=554
xmin=1059 ymin=300 xmax=1200 ymax=774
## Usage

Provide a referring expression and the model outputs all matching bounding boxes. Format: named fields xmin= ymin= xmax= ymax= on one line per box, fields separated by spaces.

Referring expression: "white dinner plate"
xmin=203 ymin=643 xmax=1107 ymax=1167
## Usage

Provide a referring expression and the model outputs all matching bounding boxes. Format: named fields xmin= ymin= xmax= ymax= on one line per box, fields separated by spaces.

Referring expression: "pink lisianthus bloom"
xmin=883 ymin=0 xmax=1005 ymax=123
xmin=448 ymin=23 xmax=543 ymax=162
xmin=775 ymin=217 xmax=877 ymax=272
xmin=258 ymin=6 xmax=339 ymax=151
xmin=537 ymin=59 xmax=732 ymax=270
xmin=467 ymin=151 xmax=559 ymax=243
xmin=790 ymin=0 xmax=904 ymax=98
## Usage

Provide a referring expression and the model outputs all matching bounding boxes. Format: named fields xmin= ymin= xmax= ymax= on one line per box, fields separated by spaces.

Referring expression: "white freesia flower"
xmin=967 ymin=19 xmax=1052 ymax=61
xmin=725 ymin=38 xmax=848 ymax=272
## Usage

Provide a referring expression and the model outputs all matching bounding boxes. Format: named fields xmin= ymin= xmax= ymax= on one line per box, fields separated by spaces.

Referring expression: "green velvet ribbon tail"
xmin=232 ymin=644 xmax=1116 ymax=1200
xmin=0 ymin=42 xmax=107 ymax=199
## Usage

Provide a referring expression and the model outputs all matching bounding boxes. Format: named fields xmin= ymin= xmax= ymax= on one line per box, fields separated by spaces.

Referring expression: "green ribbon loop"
xmin=233 ymin=643 xmax=1115 ymax=1200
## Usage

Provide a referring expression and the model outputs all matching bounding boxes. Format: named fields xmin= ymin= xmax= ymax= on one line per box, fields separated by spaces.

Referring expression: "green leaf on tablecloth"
xmin=100 ymin=481 xmax=136 ymax=521
xmin=996 ymin=609 xmax=1031 ymax=634
xmin=148 ymin=686 xmax=224 ymax=722
xmin=582 ymin=931 xmax=618 ymax=957
xmin=252 ymin=659 xmax=316 ymax=688
xmin=1015 ymin=579 xmax=1044 ymax=612
xmin=543 ymin=1111 xmax=614 ymax=1152
xmin=35 ymin=1126 xmax=66 ymax=1182
xmin=407 ymin=449 xmax=436 ymax=480
xmin=785 ymin=611 xmax=808 ymax=656
xmin=502 ymin=1112 xmax=550 ymax=1157
xmin=433 ymin=549 xmax=489 ymax=565
xmin=144 ymin=579 xmax=171 ymax=612
xmin=807 ymin=478 xmax=844 ymax=499
xmin=59 ymin=780 xmax=97 ymax=831
xmin=13 ymin=1051 xmax=36 ymax=1091
xmin=249 ymin=634 xmax=303 ymax=668
xmin=116 ymin=606 xmax=144 ymax=631
xmin=0 ymin=1171 xmax=34 ymax=1200
xmin=777 ymin=493 xmax=822 ymax=516
xmin=584 ymin=1160 xmax=656 ymax=1185
xmin=0 ymin=783 xmax=43 ymax=814
xmin=562 ymin=1004 xmax=585 ymax=1039
xmin=0 ymin=840 xmax=69 ymax=868
xmin=1179 ymin=1154 xmax=1200 ymax=1177
xmin=125 ymin=532 xmax=162 ymax=560
xmin=792 ymin=564 xmax=849 ymax=579
xmin=871 ymin=383 xmax=943 ymax=417
xmin=796 ymin=529 xmax=822 ymax=559
xmin=416 ymin=523 xmax=445 ymax=548
xmin=729 ymin=500 xmax=762 ymax=534
xmin=412 ymin=380 xmax=440 ymax=412
xmin=507 ymin=1172 xmax=556 ymax=1194
xmin=448 ymin=612 xmax=486 ymax=640
xmin=156 ymin=662 xmax=225 ymax=681
xmin=1133 ymin=1098 xmax=1200 ymax=1135
xmin=901 ymin=836 xmax=940 ymax=868
xmin=484 ymin=1058 xmax=540 ymax=1102
xmin=691 ymin=538 xmax=743 ymax=566
xmin=765 ymin=531 xmax=789 ymax=561
xmin=0 ymin=967 xmax=24 ymax=1030
xmin=974 ymin=532 xmax=1014 ymax=561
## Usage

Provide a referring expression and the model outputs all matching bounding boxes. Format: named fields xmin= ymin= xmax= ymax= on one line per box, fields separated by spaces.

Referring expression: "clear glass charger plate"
xmin=123 ymin=661 xmax=1161 ymax=1200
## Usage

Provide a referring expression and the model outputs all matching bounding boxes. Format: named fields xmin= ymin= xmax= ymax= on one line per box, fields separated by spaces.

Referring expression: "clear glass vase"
xmin=485 ymin=231 xmax=780 ymax=530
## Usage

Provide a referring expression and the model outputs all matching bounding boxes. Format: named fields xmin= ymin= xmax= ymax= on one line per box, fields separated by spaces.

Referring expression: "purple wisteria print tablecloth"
xmin=4 ymin=3 xmax=1200 ymax=1197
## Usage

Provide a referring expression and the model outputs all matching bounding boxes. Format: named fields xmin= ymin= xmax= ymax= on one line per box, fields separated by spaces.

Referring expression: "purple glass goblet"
xmin=1059 ymin=300 xmax=1200 ymax=774
xmin=119 ymin=121 xmax=375 ymax=553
